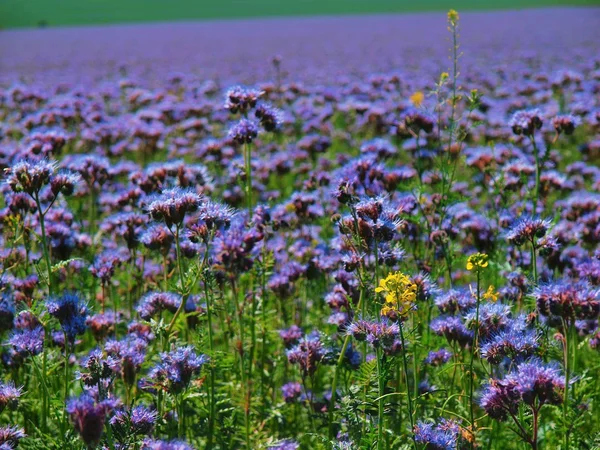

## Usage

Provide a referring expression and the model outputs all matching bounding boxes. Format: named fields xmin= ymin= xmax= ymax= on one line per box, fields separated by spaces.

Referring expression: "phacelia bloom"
xmin=287 ymin=335 xmax=324 ymax=376
xmin=140 ymin=224 xmax=174 ymax=255
xmin=430 ymin=316 xmax=473 ymax=348
xmin=509 ymin=109 xmax=543 ymax=136
xmin=279 ymin=325 xmax=303 ymax=348
xmin=224 ymin=85 xmax=262 ymax=114
xmin=464 ymin=303 xmax=512 ymax=339
xmin=480 ymin=326 xmax=539 ymax=364
xmin=8 ymin=326 xmax=44 ymax=357
xmin=141 ymin=438 xmax=194 ymax=450
xmin=414 ymin=418 xmax=463 ymax=450
xmin=255 ymin=103 xmax=283 ymax=131
xmin=534 ymin=279 xmax=600 ymax=323
xmin=347 ymin=319 xmax=400 ymax=351
xmin=269 ymin=440 xmax=300 ymax=450
xmin=89 ymin=251 xmax=127 ymax=283
xmin=105 ymin=336 xmax=148 ymax=386
xmin=466 ymin=252 xmax=489 ymax=271
xmin=0 ymin=425 xmax=26 ymax=447
xmin=137 ymin=292 xmax=180 ymax=321
xmin=506 ymin=217 xmax=551 ymax=246
xmin=86 ymin=311 xmax=118 ymax=341
xmin=146 ymin=187 xmax=202 ymax=228
xmin=149 ymin=346 xmax=208 ymax=393
xmin=5 ymin=159 xmax=55 ymax=195
xmin=110 ymin=405 xmax=158 ymax=442
xmin=375 ymin=271 xmax=417 ymax=320
xmin=228 ymin=118 xmax=259 ymax=145
xmin=78 ymin=349 xmax=114 ymax=387
xmin=281 ymin=382 xmax=303 ymax=403
xmin=435 ymin=289 xmax=476 ymax=315
xmin=425 ymin=348 xmax=453 ymax=367
xmin=480 ymin=359 xmax=564 ymax=421
xmin=0 ymin=382 xmax=22 ymax=413
xmin=46 ymin=292 xmax=88 ymax=343
xmin=50 ymin=170 xmax=81 ymax=197
xmin=552 ymin=114 xmax=580 ymax=136
xmin=67 ymin=394 xmax=117 ymax=447
xmin=196 ymin=199 xmax=236 ymax=232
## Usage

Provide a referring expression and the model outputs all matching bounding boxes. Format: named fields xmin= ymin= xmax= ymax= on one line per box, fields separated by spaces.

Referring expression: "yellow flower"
xmin=376 ymin=271 xmax=417 ymax=318
xmin=482 ymin=285 xmax=499 ymax=302
xmin=466 ymin=253 xmax=489 ymax=271
xmin=410 ymin=91 xmax=424 ymax=108
xmin=447 ymin=9 xmax=459 ymax=26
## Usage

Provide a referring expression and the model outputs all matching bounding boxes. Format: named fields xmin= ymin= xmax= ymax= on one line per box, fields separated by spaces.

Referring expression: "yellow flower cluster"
xmin=410 ymin=91 xmax=424 ymax=108
xmin=482 ymin=285 xmax=499 ymax=302
xmin=447 ymin=9 xmax=459 ymax=26
xmin=466 ymin=252 xmax=489 ymax=271
xmin=376 ymin=271 xmax=417 ymax=319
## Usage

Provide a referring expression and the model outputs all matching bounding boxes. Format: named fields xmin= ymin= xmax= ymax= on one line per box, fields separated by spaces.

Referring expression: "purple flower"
xmin=431 ymin=316 xmax=473 ymax=348
xmin=105 ymin=336 xmax=148 ymax=386
xmin=0 ymin=425 xmax=26 ymax=447
xmin=509 ymin=109 xmax=543 ymax=136
xmin=146 ymin=187 xmax=202 ymax=228
xmin=110 ymin=405 xmax=158 ymax=442
xmin=552 ymin=114 xmax=580 ymax=135
xmin=287 ymin=335 xmax=324 ymax=377
xmin=480 ymin=324 xmax=539 ymax=364
xmin=480 ymin=359 xmax=564 ymax=421
xmin=228 ymin=118 xmax=259 ymax=145
xmin=66 ymin=394 xmax=117 ymax=447
xmin=414 ymin=419 xmax=462 ymax=450
xmin=424 ymin=348 xmax=453 ymax=367
xmin=224 ymin=85 xmax=262 ymax=114
xmin=0 ymin=382 xmax=22 ymax=413
xmin=8 ymin=326 xmax=44 ymax=358
xmin=46 ymin=292 xmax=88 ymax=344
xmin=141 ymin=439 xmax=194 ymax=450
xmin=281 ymin=382 xmax=303 ymax=403
xmin=269 ymin=440 xmax=299 ymax=450
xmin=5 ymin=159 xmax=55 ymax=195
xmin=505 ymin=217 xmax=551 ymax=246
xmin=255 ymin=103 xmax=283 ymax=131
xmin=149 ymin=346 xmax=208 ymax=393
xmin=534 ymin=279 xmax=600 ymax=323
xmin=136 ymin=292 xmax=180 ymax=321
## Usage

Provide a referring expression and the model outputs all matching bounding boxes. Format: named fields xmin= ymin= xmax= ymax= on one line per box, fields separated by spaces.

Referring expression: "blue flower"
xmin=46 ymin=292 xmax=88 ymax=344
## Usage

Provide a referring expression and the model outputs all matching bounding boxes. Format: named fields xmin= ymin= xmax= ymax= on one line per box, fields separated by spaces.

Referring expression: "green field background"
xmin=1 ymin=0 xmax=599 ymax=28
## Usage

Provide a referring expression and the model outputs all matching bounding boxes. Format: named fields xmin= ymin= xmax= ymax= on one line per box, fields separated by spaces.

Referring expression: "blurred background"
xmin=1 ymin=0 xmax=598 ymax=29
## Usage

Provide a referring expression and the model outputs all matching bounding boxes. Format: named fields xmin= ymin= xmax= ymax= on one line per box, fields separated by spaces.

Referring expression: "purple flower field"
xmin=1 ymin=7 xmax=600 ymax=450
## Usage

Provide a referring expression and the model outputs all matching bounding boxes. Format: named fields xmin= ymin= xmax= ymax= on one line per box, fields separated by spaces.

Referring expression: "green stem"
xmin=376 ymin=347 xmax=385 ymax=450
xmin=399 ymin=321 xmax=416 ymax=449
xmin=563 ymin=321 xmax=571 ymax=450
xmin=469 ymin=271 xmax=481 ymax=447
xmin=34 ymin=193 xmax=53 ymax=295
xmin=328 ymin=290 xmax=364 ymax=440
xmin=166 ymin=226 xmax=187 ymax=339
xmin=531 ymin=137 xmax=541 ymax=213
xmin=244 ymin=142 xmax=253 ymax=216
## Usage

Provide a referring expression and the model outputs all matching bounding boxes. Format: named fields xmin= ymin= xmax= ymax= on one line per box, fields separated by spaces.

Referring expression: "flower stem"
xmin=399 ymin=321 xmax=416 ymax=449
xmin=376 ymin=347 xmax=385 ymax=450
xmin=469 ymin=270 xmax=481 ymax=447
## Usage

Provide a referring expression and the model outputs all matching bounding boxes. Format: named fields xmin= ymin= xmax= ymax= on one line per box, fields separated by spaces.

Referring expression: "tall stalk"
xmin=399 ymin=321 xmax=417 ymax=450
xmin=468 ymin=270 xmax=481 ymax=445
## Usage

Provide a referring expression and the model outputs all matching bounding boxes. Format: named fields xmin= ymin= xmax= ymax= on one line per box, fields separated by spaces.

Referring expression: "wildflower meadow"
xmin=0 ymin=6 xmax=600 ymax=450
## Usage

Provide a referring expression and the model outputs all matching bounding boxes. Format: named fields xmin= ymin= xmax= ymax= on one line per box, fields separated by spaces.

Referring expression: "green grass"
xmin=1 ymin=0 xmax=599 ymax=29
